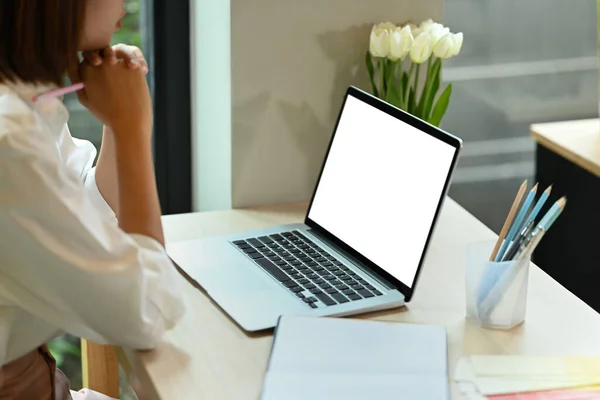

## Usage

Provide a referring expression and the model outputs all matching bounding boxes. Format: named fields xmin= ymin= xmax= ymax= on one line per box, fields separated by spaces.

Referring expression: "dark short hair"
xmin=0 ymin=0 xmax=87 ymax=86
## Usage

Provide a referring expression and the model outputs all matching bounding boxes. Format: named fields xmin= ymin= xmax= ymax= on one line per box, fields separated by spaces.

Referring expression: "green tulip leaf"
xmin=385 ymin=59 xmax=396 ymax=89
xmin=395 ymin=64 xmax=404 ymax=105
xmin=429 ymin=83 xmax=452 ymax=127
xmin=386 ymin=85 xmax=402 ymax=108
xmin=401 ymin=70 xmax=409 ymax=102
xmin=379 ymin=59 xmax=386 ymax=98
xmin=385 ymin=62 xmax=402 ymax=107
xmin=425 ymin=61 xmax=442 ymax=120
xmin=408 ymin=85 xmax=417 ymax=114
xmin=412 ymin=64 xmax=423 ymax=117
xmin=398 ymin=71 xmax=409 ymax=110
xmin=418 ymin=58 xmax=441 ymax=120
xmin=403 ymin=64 xmax=416 ymax=110
xmin=365 ymin=51 xmax=378 ymax=98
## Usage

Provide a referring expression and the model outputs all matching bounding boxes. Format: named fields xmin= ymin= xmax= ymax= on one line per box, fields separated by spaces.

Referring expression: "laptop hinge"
xmin=306 ymin=228 xmax=397 ymax=291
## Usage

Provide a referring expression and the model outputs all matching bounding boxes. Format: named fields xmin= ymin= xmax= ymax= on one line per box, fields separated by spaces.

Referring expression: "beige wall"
xmin=192 ymin=0 xmax=444 ymax=211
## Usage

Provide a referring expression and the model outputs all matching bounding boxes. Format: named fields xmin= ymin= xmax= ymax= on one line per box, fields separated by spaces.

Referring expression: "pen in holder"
xmin=465 ymin=240 xmax=530 ymax=329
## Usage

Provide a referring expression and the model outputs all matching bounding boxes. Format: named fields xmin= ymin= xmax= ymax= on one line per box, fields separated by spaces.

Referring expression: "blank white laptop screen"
xmin=307 ymin=94 xmax=456 ymax=288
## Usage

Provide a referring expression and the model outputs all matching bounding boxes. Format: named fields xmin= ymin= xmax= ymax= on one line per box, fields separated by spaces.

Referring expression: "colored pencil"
xmin=32 ymin=82 xmax=84 ymax=102
xmin=522 ymin=185 xmax=552 ymax=228
xmin=495 ymin=183 xmax=538 ymax=262
xmin=514 ymin=196 xmax=566 ymax=260
xmin=539 ymin=196 xmax=567 ymax=231
xmin=489 ymin=180 xmax=528 ymax=261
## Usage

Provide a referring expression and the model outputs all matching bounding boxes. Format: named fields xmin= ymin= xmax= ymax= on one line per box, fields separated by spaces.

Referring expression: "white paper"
xmin=261 ymin=316 xmax=449 ymax=400
xmin=262 ymin=371 xmax=449 ymax=400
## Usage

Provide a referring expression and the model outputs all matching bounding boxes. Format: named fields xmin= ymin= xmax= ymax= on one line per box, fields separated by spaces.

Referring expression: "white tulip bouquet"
xmin=366 ymin=19 xmax=463 ymax=127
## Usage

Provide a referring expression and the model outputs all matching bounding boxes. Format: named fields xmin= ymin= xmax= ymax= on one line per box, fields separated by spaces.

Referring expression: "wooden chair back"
xmin=81 ymin=339 xmax=120 ymax=398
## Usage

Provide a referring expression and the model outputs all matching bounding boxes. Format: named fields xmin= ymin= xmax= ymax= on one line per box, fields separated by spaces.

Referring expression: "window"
xmin=443 ymin=0 xmax=598 ymax=232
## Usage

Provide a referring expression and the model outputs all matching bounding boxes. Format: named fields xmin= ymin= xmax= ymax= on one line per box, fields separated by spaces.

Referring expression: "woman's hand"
xmin=76 ymin=60 xmax=153 ymax=138
xmin=82 ymin=44 xmax=149 ymax=75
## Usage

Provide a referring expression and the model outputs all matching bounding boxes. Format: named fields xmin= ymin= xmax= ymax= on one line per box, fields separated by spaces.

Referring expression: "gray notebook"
xmin=261 ymin=315 xmax=449 ymax=400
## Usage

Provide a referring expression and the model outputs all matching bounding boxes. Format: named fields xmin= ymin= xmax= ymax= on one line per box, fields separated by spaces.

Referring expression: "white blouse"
xmin=0 ymin=81 xmax=186 ymax=366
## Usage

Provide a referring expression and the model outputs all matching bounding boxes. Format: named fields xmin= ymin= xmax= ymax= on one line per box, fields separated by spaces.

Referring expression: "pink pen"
xmin=32 ymin=82 xmax=84 ymax=102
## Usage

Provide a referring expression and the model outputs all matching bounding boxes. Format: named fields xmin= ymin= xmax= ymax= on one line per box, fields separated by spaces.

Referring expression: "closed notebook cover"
xmin=261 ymin=315 xmax=449 ymax=400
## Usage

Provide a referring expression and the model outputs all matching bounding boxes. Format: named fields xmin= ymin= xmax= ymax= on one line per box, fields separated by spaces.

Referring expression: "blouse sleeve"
xmin=0 ymin=123 xmax=186 ymax=350
xmin=56 ymin=125 xmax=117 ymax=223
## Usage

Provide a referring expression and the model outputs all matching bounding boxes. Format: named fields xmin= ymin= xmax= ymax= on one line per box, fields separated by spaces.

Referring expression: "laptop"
xmin=167 ymin=85 xmax=463 ymax=332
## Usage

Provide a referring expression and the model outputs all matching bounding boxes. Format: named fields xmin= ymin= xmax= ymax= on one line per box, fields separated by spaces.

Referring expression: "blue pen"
xmin=513 ymin=196 xmax=566 ymax=261
xmin=495 ymin=183 xmax=538 ymax=262
xmin=521 ymin=185 xmax=552 ymax=229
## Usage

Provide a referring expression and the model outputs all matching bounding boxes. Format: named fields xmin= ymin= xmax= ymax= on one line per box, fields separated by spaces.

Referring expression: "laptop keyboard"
xmin=232 ymin=230 xmax=384 ymax=309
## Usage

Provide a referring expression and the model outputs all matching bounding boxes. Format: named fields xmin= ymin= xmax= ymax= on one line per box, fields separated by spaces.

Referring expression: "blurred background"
xmin=54 ymin=0 xmax=598 ymax=398
xmin=443 ymin=0 xmax=598 ymax=232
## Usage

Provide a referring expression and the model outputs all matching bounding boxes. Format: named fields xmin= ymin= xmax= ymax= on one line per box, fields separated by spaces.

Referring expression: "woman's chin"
xmin=78 ymin=45 xmax=109 ymax=53
xmin=78 ymin=36 xmax=113 ymax=53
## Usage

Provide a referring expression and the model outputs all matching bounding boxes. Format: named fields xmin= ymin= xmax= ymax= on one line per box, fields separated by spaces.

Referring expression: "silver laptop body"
xmin=167 ymin=86 xmax=463 ymax=331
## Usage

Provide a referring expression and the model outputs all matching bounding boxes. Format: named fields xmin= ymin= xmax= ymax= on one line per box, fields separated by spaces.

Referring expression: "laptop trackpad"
xmin=191 ymin=265 xmax=297 ymax=331
xmin=190 ymin=262 xmax=274 ymax=296
xmin=168 ymin=238 xmax=273 ymax=294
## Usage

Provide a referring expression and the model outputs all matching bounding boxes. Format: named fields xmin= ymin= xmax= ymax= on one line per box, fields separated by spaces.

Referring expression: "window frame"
xmin=145 ymin=0 xmax=193 ymax=215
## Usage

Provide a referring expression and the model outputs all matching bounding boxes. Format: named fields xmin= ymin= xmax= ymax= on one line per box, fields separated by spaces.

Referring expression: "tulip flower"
xmin=365 ymin=19 xmax=463 ymax=127
xmin=409 ymin=31 xmax=433 ymax=64
xmin=377 ymin=21 xmax=397 ymax=31
xmin=389 ymin=25 xmax=414 ymax=61
xmin=450 ymin=32 xmax=464 ymax=56
xmin=433 ymin=32 xmax=464 ymax=59
xmin=418 ymin=19 xmax=445 ymax=35
xmin=433 ymin=33 xmax=454 ymax=59
xmin=429 ymin=25 xmax=450 ymax=47
xmin=369 ymin=22 xmax=394 ymax=58
xmin=407 ymin=23 xmax=419 ymax=35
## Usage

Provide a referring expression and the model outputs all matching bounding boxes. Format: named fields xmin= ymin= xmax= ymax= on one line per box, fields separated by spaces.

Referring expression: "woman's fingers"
xmin=81 ymin=51 xmax=103 ymax=66
xmin=101 ymin=46 xmax=118 ymax=66
xmin=79 ymin=44 xmax=149 ymax=79
xmin=114 ymin=44 xmax=149 ymax=75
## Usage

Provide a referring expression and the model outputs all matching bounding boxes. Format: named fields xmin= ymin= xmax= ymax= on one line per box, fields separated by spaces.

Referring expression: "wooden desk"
xmin=531 ymin=119 xmax=600 ymax=179
xmin=530 ymin=119 xmax=600 ymax=313
xmin=120 ymin=198 xmax=600 ymax=400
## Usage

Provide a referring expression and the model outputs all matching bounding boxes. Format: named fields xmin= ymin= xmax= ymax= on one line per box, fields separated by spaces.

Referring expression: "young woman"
xmin=0 ymin=1 xmax=186 ymax=399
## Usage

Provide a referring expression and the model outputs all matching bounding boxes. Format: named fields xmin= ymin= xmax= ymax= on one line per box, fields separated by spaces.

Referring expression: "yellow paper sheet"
xmin=471 ymin=355 xmax=600 ymax=378
xmin=454 ymin=356 xmax=600 ymax=396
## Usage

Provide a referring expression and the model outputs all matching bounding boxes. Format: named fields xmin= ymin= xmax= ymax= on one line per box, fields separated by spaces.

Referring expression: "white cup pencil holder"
xmin=465 ymin=240 xmax=530 ymax=329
